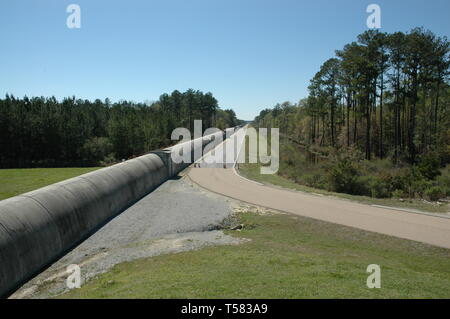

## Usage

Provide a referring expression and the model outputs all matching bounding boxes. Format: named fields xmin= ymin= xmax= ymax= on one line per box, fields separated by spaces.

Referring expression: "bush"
xmin=436 ymin=165 xmax=450 ymax=195
xmin=327 ymin=158 xmax=361 ymax=194
xmin=82 ymin=137 xmax=113 ymax=164
xmin=418 ymin=152 xmax=441 ymax=180
xmin=411 ymin=178 xmax=433 ymax=198
xmin=399 ymin=167 xmax=429 ymax=198
xmin=392 ymin=189 xmax=406 ymax=198
xmin=303 ymin=173 xmax=327 ymax=189
xmin=365 ymin=171 xmax=404 ymax=198
xmin=355 ymin=175 xmax=373 ymax=197
xmin=369 ymin=177 xmax=392 ymax=198
xmin=99 ymin=153 xmax=117 ymax=166
xmin=424 ymin=186 xmax=445 ymax=201
xmin=362 ymin=166 xmax=433 ymax=199
xmin=279 ymin=144 xmax=449 ymax=201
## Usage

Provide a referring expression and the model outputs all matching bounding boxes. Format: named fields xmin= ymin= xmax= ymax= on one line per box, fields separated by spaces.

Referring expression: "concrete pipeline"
xmin=0 ymin=129 xmax=230 ymax=297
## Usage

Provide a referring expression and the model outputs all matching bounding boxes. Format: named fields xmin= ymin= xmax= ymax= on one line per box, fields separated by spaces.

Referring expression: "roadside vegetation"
xmin=60 ymin=210 xmax=450 ymax=298
xmin=0 ymin=167 xmax=100 ymax=200
xmin=0 ymin=90 xmax=242 ymax=168
xmin=252 ymin=28 xmax=450 ymax=209
xmin=238 ymin=152 xmax=449 ymax=213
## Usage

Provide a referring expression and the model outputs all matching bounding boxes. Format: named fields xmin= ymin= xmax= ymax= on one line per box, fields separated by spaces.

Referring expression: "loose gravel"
xmin=10 ymin=174 xmax=243 ymax=299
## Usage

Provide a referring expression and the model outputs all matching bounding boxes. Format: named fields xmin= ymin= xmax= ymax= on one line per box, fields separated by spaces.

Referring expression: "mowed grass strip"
xmin=0 ymin=167 xmax=100 ymax=200
xmin=238 ymin=161 xmax=449 ymax=214
xmin=61 ymin=211 xmax=450 ymax=299
xmin=237 ymin=128 xmax=448 ymax=214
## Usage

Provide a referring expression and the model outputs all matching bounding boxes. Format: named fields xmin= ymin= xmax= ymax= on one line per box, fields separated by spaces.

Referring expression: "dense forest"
xmin=254 ymin=28 xmax=450 ymax=201
xmin=0 ymin=89 xmax=241 ymax=168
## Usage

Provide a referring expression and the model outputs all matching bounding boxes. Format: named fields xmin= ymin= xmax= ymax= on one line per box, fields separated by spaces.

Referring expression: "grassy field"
xmin=0 ymin=167 xmax=100 ymax=200
xmin=237 ymin=162 xmax=449 ymax=214
xmin=61 ymin=210 xmax=450 ymax=299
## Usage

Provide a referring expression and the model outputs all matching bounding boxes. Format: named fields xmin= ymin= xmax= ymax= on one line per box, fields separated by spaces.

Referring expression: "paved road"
xmin=188 ymin=127 xmax=450 ymax=249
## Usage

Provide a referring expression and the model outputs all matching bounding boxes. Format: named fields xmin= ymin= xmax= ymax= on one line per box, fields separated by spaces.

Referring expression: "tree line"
xmin=255 ymin=28 xmax=450 ymax=166
xmin=0 ymin=89 xmax=241 ymax=168
xmin=253 ymin=28 xmax=450 ymax=201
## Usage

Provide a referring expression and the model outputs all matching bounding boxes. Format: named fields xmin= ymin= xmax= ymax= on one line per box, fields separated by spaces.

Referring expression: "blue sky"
xmin=1 ymin=0 xmax=449 ymax=120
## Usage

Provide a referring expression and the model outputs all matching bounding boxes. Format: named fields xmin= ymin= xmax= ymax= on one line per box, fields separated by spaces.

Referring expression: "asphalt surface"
xmin=188 ymin=127 xmax=450 ymax=249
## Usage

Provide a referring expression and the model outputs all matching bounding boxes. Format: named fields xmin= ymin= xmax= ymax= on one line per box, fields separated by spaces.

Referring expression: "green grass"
xmin=0 ymin=167 xmax=100 ymax=200
xmin=237 ymin=126 xmax=449 ymax=214
xmin=238 ymin=162 xmax=449 ymax=214
xmin=61 ymin=211 xmax=450 ymax=299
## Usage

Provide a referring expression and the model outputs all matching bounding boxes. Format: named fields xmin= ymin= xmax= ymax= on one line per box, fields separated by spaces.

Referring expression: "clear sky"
xmin=1 ymin=0 xmax=449 ymax=120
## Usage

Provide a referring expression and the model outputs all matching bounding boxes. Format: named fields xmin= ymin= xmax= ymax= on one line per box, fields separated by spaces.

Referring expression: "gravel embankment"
xmin=11 ymin=174 xmax=242 ymax=299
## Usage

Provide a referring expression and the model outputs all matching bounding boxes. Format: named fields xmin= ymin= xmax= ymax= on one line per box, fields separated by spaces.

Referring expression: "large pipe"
xmin=0 ymin=130 xmax=226 ymax=297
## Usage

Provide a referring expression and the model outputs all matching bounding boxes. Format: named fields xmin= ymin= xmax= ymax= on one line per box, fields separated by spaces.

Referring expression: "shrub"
xmin=436 ymin=165 xmax=450 ymax=192
xmin=327 ymin=158 xmax=361 ymax=194
xmin=303 ymin=173 xmax=327 ymax=189
xmin=424 ymin=186 xmax=445 ymax=201
xmin=369 ymin=177 xmax=392 ymax=198
xmin=99 ymin=153 xmax=117 ymax=166
xmin=359 ymin=171 xmax=399 ymax=198
xmin=399 ymin=167 xmax=429 ymax=198
xmin=411 ymin=177 xmax=432 ymax=198
xmin=82 ymin=137 xmax=113 ymax=164
xmin=392 ymin=189 xmax=406 ymax=199
xmin=418 ymin=152 xmax=441 ymax=180
xmin=355 ymin=175 xmax=373 ymax=197
xmin=301 ymin=174 xmax=315 ymax=187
